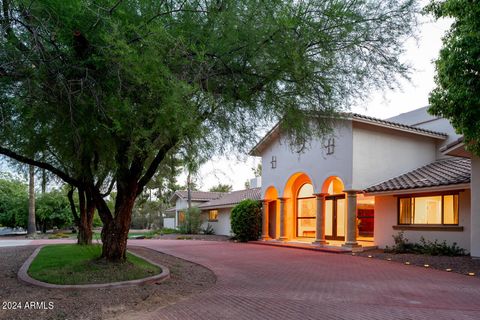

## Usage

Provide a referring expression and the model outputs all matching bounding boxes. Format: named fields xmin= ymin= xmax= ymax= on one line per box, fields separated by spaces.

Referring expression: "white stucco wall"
xmin=374 ymin=190 xmax=471 ymax=252
xmin=470 ymin=156 xmax=480 ymax=257
xmin=201 ymin=208 xmax=232 ymax=236
xmin=163 ymin=218 xmax=175 ymax=229
xmin=261 ymin=120 xmax=354 ymax=197
xmin=352 ymin=123 xmax=437 ymax=190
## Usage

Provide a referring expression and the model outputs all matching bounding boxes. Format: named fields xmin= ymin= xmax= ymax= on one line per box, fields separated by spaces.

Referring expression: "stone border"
xmin=18 ymin=245 xmax=170 ymax=289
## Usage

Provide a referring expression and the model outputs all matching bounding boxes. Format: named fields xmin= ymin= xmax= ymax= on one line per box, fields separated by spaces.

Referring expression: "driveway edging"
xmin=18 ymin=244 xmax=170 ymax=289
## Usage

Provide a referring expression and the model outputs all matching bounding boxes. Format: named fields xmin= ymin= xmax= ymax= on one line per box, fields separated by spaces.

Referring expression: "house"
xmin=166 ymin=187 xmax=262 ymax=235
xmin=250 ymin=107 xmax=480 ymax=257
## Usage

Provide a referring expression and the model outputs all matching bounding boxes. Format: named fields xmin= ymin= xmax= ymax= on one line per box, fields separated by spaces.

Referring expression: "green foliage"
xmin=36 ymin=189 xmax=73 ymax=232
xmin=178 ymin=207 xmax=202 ymax=234
xmin=0 ymin=178 xmax=28 ymax=228
xmin=209 ymin=184 xmax=232 ymax=193
xmin=159 ymin=228 xmax=178 ymax=235
xmin=426 ymin=0 xmax=480 ymax=155
xmin=202 ymin=223 xmax=215 ymax=235
xmin=231 ymin=199 xmax=262 ymax=242
xmin=385 ymin=232 xmax=466 ymax=256
xmin=28 ymin=244 xmax=160 ymax=285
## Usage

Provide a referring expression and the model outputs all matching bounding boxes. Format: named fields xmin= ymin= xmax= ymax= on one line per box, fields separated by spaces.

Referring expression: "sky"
xmin=190 ymin=4 xmax=453 ymax=192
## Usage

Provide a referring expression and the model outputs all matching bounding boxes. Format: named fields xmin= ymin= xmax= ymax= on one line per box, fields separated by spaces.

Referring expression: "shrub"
xmin=385 ymin=232 xmax=466 ymax=256
xmin=202 ymin=223 xmax=215 ymax=235
xmin=231 ymin=199 xmax=262 ymax=242
xmin=178 ymin=207 xmax=202 ymax=234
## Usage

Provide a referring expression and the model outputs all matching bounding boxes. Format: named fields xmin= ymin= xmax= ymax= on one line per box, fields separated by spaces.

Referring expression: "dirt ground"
xmin=355 ymin=249 xmax=480 ymax=277
xmin=0 ymin=245 xmax=216 ymax=320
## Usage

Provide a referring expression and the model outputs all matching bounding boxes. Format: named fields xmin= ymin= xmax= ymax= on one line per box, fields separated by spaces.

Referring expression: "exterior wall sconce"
xmin=324 ymin=137 xmax=335 ymax=155
xmin=270 ymin=156 xmax=277 ymax=169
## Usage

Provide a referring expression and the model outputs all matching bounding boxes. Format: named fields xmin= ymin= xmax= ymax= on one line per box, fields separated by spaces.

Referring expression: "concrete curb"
xmin=18 ymin=245 xmax=170 ymax=289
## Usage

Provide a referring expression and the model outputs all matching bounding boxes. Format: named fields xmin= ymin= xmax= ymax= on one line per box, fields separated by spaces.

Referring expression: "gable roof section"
xmin=170 ymin=190 xmax=226 ymax=203
xmin=364 ymin=157 xmax=471 ymax=194
xmin=249 ymin=112 xmax=448 ymax=156
xmin=198 ymin=188 xmax=261 ymax=210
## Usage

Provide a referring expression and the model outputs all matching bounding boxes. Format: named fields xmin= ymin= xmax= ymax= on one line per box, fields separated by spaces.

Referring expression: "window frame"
xmin=208 ymin=210 xmax=219 ymax=222
xmin=296 ymin=183 xmax=316 ymax=238
xmin=397 ymin=191 xmax=460 ymax=226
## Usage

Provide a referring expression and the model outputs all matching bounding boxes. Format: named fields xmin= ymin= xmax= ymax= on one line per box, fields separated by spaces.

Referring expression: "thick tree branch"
xmin=67 ymin=185 xmax=80 ymax=225
xmin=0 ymin=146 xmax=80 ymax=186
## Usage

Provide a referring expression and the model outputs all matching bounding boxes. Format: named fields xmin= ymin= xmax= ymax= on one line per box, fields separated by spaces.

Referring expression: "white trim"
xmin=364 ymin=183 xmax=470 ymax=196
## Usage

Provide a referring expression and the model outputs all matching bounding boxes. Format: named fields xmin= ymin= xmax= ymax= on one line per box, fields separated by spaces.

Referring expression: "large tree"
xmin=0 ymin=0 xmax=418 ymax=261
xmin=426 ymin=0 xmax=480 ymax=155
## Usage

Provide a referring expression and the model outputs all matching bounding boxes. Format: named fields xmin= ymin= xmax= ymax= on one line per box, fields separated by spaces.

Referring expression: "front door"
xmin=268 ymin=201 xmax=276 ymax=239
xmin=325 ymin=195 xmax=345 ymax=241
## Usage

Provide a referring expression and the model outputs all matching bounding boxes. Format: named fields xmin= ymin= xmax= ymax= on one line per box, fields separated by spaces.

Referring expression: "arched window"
xmin=297 ymin=183 xmax=316 ymax=238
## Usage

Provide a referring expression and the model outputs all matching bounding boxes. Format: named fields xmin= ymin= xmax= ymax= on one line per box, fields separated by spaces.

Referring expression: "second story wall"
xmin=261 ymin=120 xmax=354 ymax=197
xmin=352 ymin=122 xmax=438 ymax=190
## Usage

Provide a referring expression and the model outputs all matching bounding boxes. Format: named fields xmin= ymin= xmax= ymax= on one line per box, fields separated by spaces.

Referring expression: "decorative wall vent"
xmin=270 ymin=156 xmax=277 ymax=169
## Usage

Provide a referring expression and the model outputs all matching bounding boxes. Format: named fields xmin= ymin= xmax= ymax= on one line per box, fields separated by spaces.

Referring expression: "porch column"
xmin=278 ymin=197 xmax=288 ymax=241
xmin=261 ymin=200 xmax=270 ymax=240
xmin=343 ymin=190 xmax=361 ymax=248
xmin=313 ymin=193 xmax=329 ymax=244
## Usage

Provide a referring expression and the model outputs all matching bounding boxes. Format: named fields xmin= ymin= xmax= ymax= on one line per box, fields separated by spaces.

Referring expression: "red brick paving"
xmin=129 ymin=239 xmax=480 ymax=320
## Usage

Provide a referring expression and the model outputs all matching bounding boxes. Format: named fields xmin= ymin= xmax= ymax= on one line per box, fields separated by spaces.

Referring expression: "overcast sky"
xmin=191 ymin=5 xmax=453 ymax=192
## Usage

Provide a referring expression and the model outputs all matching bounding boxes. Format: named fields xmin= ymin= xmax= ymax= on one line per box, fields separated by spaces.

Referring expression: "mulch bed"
xmin=355 ymin=249 xmax=480 ymax=277
xmin=0 ymin=245 xmax=216 ymax=320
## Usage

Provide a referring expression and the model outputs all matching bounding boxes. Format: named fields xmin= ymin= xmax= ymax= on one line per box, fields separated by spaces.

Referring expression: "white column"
xmin=313 ymin=193 xmax=328 ymax=244
xmin=278 ymin=197 xmax=288 ymax=241
xmin=261 ymin=200 xmax=270 ymax=240
xmin=343 ymin=190 xmax=360 ymax=247
xmin=471 ymin=156 xmax=480 ymax=257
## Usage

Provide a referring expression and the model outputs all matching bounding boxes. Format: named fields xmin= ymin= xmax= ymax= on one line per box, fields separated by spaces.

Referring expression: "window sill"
xmin=392 ymin=225 xmax=464 ymax=232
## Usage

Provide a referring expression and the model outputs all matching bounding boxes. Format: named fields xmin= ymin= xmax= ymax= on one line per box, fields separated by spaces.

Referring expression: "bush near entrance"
xmin=231 ymin=200 xmax=262 ymax=242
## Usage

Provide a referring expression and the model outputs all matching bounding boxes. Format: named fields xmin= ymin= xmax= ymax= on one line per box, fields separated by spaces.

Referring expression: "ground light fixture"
xmin=386 ymin=258 xmax=392 ymax=261
xmin=424 ymin=264 xmax=430 ymax=268
xmin=367 ymin=255 xmax=373 ymax=258
xmin=445 ymin=268 xmax=452 ymax=272
xmin=405 ymin=261 xmax=411 ymax=265
xmin=468 ymin=272 xmax=475 ymax=276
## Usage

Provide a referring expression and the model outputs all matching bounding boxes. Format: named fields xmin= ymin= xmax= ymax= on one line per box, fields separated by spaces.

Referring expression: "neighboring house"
xmin=166 ymin=187 xmax=262 ymax=236
xmin=198 ymin=188 xmax=262 ymax=236
xmin=166 ymin=191 xmax=226 ymax=229
xmin=250 ymin=107 xmax=480 ymax=257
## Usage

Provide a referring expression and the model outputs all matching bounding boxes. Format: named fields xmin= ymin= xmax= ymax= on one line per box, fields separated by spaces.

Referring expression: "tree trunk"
xmin=99 ymin=191 xmax=136 ymax=262
xmin=27 ymin=165 xmax=36 ymax=236
xmin=69 ymin=187 xmax=95 ymax=245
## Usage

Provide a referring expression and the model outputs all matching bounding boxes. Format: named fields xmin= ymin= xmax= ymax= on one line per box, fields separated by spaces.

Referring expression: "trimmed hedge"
xmin=231 ymin=199 xmax=262 ymax=242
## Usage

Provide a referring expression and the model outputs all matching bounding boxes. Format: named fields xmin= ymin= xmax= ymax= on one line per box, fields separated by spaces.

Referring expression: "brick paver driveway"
xmin=130 ymin=240 xmax=480 ymax=320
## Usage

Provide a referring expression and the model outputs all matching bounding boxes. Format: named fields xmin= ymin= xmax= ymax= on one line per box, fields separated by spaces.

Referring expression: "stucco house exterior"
xmin=250 ymin=107 xmax=480 ymax=257
xmin=166 ymin=188 xmax=262 ymax=236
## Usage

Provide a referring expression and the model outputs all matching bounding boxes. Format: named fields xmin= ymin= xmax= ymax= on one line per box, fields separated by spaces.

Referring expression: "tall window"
xmin=398 ymin=194 xmax=459 ymax=225
xmin=209 ymin=210 xmax=218 ymax=221
xmin=297 ymin=183 xmax=316 ymax=237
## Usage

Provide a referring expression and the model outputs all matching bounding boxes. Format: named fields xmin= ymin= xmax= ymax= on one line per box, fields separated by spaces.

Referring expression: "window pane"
xmin=298 ymin=183 xmax=314 ymax=198
xmin=297 ymin=218 xmax=316 ymax=237
xmin=209 ymin=210 xmax=218 ymax=221
xmin=414 ymin=196 xmax=442 ymax=224
xmin=298 ymin=198 xmax=316 ymax=217
xmin=325 ymin=200 xmax=333 ymax=236
xmin=336 ymin=199 xmax=345 ymax=237
xmin=399 ymin=198 xmax=412 ymax=224
xmin=443 ymin=195 xmax=458 ymax=224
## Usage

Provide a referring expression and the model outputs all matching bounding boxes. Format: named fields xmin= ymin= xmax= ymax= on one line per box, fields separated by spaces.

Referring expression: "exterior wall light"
xmin=270 ymin=156 xmax=277 ymax=169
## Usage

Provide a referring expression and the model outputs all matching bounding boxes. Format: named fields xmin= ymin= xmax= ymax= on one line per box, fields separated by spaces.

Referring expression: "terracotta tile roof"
xmin=365 ymin=157 xmax=471 ymax=193
xmin=171 ymin=190 xmax=226 ymax=202
xmin=350 ymin=113 xmax=448 ymax=138
xmin=250 ymin=111 xmax=448 ymax=156
xmin=199 ymin=188 xmax=261 ymax=209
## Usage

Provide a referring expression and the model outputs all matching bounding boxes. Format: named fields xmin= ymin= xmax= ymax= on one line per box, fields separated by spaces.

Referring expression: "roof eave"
xmin=364 ymin=183 xmax=470 ymax=196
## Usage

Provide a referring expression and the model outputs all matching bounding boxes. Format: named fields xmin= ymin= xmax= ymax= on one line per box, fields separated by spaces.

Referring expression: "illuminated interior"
xmin=399 ymin=194 xmax=458 ymax=225
xmin=296 ymin=183 xmax=316 ymax=238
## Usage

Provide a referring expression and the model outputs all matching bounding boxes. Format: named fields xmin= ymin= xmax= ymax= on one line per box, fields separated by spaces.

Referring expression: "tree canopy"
xmin=0 ymin=0 xmax=419 ymax=260
xmin=209 ymin=184 xmax=232 ymax=192
xmin=426 ymin=0 xmax=480 ymax=155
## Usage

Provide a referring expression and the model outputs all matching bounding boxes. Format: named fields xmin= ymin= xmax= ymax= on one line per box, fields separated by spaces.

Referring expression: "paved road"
xmin=0 ymin=240 xmax=32 ymax=247
xmin=128 ymin=240 xmax=480 ymax=320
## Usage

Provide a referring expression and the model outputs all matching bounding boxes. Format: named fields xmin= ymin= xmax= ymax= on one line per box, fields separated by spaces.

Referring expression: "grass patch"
xmin=28 ymin=244 xmax=161 ymax=285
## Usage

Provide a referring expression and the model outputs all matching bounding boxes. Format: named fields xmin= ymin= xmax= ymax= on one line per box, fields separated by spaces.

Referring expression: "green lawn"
xmin=28 ymin=244 xmax=161 ymax=285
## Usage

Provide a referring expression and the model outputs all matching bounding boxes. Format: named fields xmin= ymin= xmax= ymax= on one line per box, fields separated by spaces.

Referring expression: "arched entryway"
xmin=263 ymin=186 xmax=279 ymax=239
xmin=322 ymin=177 xmax=346 ymax=241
